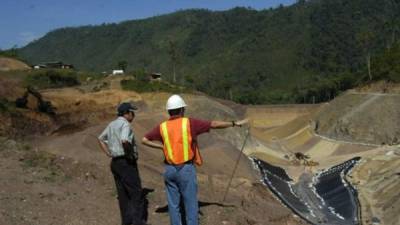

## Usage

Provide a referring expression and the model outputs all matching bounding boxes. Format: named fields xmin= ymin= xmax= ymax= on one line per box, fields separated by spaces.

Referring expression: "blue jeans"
xmin=164 ymin=164 xmax=198 ymax=225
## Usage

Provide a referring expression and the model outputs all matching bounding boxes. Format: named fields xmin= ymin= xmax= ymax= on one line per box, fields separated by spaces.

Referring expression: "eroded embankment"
xmin=253 ymin=157 xmax=361 ymax=225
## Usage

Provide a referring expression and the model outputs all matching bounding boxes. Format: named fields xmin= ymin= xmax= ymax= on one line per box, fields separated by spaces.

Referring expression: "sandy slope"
xmin=315 ymin=92 xmax=400 ymax=145
xmin=0 ymin=81 xmax=306 ymax=225
xmin=2 ymin=75 xmax=399 ymax=225
xmin=349 ymin=147 xmax=400 ymax=225
xmin=0 ymin=57 xmax=30 ymax=71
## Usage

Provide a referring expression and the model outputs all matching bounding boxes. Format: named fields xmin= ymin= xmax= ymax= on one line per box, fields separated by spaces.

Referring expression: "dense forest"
xmin=18 ymin=0 xmax=400 ymax=104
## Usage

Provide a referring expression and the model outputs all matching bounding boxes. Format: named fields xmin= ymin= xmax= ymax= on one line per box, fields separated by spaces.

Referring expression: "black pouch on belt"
xmin=122 ymin=142 xmax=138 ymax=164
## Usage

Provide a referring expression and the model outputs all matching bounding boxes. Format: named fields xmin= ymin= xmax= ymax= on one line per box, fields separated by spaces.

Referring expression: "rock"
xmin=371 ymin=217 xmax=380 ymax=225
xmin=4 ymin=139 xmax=17 ymax=149
xmin=385 ymin=151 xmax=394 ymax=156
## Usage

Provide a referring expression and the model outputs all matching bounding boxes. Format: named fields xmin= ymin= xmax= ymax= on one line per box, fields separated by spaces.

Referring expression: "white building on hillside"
xmin=112 ymin=70 xmax=124 ymax=75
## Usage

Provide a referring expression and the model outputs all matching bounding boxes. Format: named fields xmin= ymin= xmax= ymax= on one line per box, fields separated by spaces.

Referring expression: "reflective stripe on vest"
xmin=182 ymin=118 xmax=189 ymax=161
xmin=161 ymin=121 xmax=174 ymax=162
xmin=160 ymin=117 xmax=193 ymax=164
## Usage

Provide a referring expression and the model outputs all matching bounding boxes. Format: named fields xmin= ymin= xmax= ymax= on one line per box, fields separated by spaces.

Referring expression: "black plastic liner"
xmin=254 ymin=157 xmax=361 ymax=225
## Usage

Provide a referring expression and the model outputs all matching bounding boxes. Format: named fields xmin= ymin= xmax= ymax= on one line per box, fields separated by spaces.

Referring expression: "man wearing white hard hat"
xmin=142 ymin=94 xmax=248 ymax=225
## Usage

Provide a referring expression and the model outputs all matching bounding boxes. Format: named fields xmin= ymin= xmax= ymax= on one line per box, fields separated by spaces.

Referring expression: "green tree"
xmin=371 ymin=42 xmax=400 ymax=82
xmin=385 ymin=0 xmax=400 ymax=49
xmin=357 ymin=31 xmax=375 ymax=80
xmin=168 ymin=39 xmax=181 ymax=83
xmin=117 ymin=60 xmax=128 ymax=71
xmin=17 ymin=1 xmax=400 ymax=104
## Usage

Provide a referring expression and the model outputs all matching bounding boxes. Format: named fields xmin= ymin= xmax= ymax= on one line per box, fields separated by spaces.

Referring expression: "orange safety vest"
xmin=159 ymin=117 xmax=203 ymax=166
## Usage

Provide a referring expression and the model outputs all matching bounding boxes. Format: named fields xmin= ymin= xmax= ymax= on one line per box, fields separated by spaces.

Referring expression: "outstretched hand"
xmin=235 ymin=118 xmax=249 ymax=127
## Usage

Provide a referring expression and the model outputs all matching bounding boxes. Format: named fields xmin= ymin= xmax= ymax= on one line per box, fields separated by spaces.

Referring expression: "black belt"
xmin=112 ymin=156 xmax=138 ymax=166
xmin=164 ymin=159 xmax=193 ymax=167
xmin=112 ymin=155 xmax=126 ymax=161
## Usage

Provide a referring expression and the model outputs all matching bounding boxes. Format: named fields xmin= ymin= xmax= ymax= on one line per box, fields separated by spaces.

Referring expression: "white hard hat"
xmin=166 ymin=94 xmax=187 ymax=110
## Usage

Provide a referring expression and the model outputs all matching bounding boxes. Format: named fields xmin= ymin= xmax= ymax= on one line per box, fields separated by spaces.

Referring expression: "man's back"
xmin=97 ymin=102 xmax=146 ymax=225
xmin=99 ymin=117 xmax=133 ymax=157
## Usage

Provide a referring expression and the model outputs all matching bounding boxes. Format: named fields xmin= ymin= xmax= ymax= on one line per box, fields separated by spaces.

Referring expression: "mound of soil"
xmin=0 ymin=57 xmax=30 ymax=71
xmin=0 ymin=80 xmax=308 ymax=225
xmin=0 ymin=117 xmax=307 ymax=225
xmin=0 ymin=76 xmax=25 ymax=100
xmin=349 ymin=148 xmax=400 ymax=225
xmin=314 ymin=92 xmax=400 ymax=145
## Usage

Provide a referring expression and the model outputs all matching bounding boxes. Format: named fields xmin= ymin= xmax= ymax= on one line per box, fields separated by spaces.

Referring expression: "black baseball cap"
xmin=117 ymin=102 xmax=138 ymax=115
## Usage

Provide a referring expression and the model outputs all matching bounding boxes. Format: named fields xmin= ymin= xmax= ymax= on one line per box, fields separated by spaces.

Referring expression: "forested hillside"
xmin=18 ymin=0 xmax=400 ymax=104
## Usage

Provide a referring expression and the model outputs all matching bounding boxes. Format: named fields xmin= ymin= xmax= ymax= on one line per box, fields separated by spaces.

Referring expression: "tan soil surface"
xmin=0 ymin=57 xmax=30 ymax=71
xmin=2 ymin=75 xmax=399 ymax=225
xmin=0 ymin=75 xmax=25 ymax=100
xmin=246 ymin=104 xmax=320 ymax=130
xmin=0 ymin=77 xmax=307 ymax=225
xmin=349 ymin=147 xmax=400 ymax=225
xmin=356 ymin=80 xmax=400 ymax=94
xmin=315 ymin=92 xmax=400 ymax=145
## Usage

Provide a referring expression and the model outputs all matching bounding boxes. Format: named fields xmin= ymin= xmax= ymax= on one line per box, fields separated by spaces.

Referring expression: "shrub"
xmin=25 ymin=69 xmax=80 ymax=89
xmin=133 ymin=68 xmax=150 ymax=82
xmin=76 ymin=71 xmax=105 ymax=83
xmin=371 ymin=43 xmax=400 ymax=83
xmin=0 ymin=99 xmax=7 ymax=112
xmin=121 ymin=79 xmax=191 ymax=93
xmin=0 ymin=98 xmax=15 ymax=113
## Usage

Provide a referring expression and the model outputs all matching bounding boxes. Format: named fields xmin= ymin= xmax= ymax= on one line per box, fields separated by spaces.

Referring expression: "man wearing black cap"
xmin=98 ymin=102 xmax=146 ymax=225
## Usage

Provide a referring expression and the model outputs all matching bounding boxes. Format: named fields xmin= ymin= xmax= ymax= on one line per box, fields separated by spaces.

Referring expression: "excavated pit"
xmin=254 ymin=157 xmax=361 ymax=225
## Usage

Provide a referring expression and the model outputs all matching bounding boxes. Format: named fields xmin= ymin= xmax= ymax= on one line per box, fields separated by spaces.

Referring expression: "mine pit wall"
xmin=253 ymin=157 xmax=361 ymax=225
xmin=246 ymin=104 xmax=321 ymax=130
xmin=314 ymin=93 xmax=400 ymax=146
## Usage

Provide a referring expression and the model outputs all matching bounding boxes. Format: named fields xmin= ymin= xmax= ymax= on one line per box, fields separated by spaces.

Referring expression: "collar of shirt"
xmin=169 ymin=115 xmax=183 ymax=120
xmin=117 ymin=116 xmax=129 ymax=123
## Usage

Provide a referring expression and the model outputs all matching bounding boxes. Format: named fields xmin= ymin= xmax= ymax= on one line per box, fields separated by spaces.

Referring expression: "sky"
xmin=0 ymin=0 xmax=295 ymax=49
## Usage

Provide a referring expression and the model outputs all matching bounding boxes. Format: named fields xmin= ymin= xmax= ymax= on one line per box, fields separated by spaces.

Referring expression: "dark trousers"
xmin=111 ymin=158 xmax=145 ymax=225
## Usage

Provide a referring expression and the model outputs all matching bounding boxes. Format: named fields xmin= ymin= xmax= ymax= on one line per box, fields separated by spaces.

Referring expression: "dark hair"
xmin=118 ymin=110 xmax=135 ymax=117
xmin=168 ymin=107 xmax=184 ymax=116
xmin=117 ymin=103 xmax=137 ymax=116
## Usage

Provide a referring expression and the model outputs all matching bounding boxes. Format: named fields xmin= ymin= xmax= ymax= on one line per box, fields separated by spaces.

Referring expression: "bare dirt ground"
xmin=314 ymin=92 xmax=400 ymax=145
xmin=1 ymin=134 xmax=306 ymax=225
xmin=2 ymin=66 xmax=399 ymax=225
xmin=0 ymin=57 xmax=30 ymax=71
xmin=246 ymin=104 xmax=320 ymax=131
xmin=0 ymin=74 xmax=306 ymax=225
xmin=349 ymin=147 xmax=400 ymax=225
